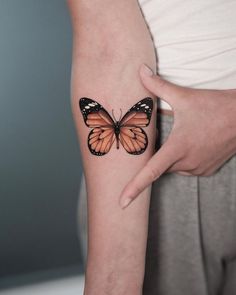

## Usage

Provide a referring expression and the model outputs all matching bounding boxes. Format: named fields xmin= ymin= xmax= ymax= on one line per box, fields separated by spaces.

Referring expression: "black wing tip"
xmin=79 ymin=97 xmax=91 ymax=101
xmin=144 ymin=97 xmax=153 ymax=108
xmin=79 ymin=97 xmax=88 ymax=102
xmin=79 ymin=96 xmax=100 ymax=104
xmin=79 ymin=97 xmax=87 ymax=109
xmin=136 ymin=97 xmax=153 ymax=110
xmin=79 ymin=97 xmax=93 ymax=106
xmin=141 ymin=96 xmax=153 ymax=103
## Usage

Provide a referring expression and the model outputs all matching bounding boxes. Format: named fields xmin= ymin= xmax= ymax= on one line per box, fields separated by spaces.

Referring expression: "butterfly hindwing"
xmin=88 ymin=127 xmax=115 ymax=156
xmin=119 ymin=126 xmax=148 ymax=155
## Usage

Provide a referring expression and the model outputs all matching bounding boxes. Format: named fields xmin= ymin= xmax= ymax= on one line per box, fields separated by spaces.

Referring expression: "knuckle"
xmin=191 ymin=169 xmax=203 ymax=176
xmin=176 ymin=147 xmax=187 ymax=160
xmin=168 ymin=136 xmax=186 ymax=159
xmin=133 ymin=184 xmax=142 ymax=196
xmin=189 ymin=165 xmax=208 ymax=176
xmin=158 ymin=79 xmax=167 ymax=90
xmin=202 ymin=169 xmax=215 ymax=177
xmin=184 ymin=159 xmax=200 ymax=171
xmin=204 ymin=171 xmax=214 ymax=177
xmin=146 ymin=164 xmax=161 ymax=181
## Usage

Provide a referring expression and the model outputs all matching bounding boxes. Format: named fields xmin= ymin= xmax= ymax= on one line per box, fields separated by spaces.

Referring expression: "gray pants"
xmin=143 ymin=113 xmax=236 ymax=295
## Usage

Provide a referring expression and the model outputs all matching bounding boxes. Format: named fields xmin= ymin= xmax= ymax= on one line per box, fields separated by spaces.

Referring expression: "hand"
xmin=120 ymin=64 xmax=236 ymax=209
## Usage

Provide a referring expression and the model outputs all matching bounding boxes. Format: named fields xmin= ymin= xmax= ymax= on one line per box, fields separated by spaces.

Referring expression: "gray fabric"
xmin=143 ymin=113 xmax=236 ymax=295
xmin=77 ymin=174 xmax=88 ymax=267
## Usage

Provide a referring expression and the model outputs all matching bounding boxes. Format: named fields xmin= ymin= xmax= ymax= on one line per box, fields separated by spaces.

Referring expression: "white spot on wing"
xmin=89 ymin=103 xmax=97 ymax=107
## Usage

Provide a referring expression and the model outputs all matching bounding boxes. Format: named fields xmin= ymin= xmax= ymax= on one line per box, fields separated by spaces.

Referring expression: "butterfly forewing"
xmin=79 ymin=97 xmax=114 ymax=127
xmin=120 ymin=97 xmax=153 ymax=127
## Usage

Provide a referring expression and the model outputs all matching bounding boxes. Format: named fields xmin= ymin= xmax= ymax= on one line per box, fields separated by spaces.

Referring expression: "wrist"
xmin=84 ymin=274 xmax=142 ymax=295
xmin=84 ymin=257 xmax=144 ymax=295
xmin=84 ymin=287 xmax=142 ymax=295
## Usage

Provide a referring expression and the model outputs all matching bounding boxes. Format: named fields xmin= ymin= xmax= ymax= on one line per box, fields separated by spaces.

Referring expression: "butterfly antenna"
xmin=119 ymin=108 xmax=122 ymax=121
xmin=112 ymin=109 xmax=116 ymax=121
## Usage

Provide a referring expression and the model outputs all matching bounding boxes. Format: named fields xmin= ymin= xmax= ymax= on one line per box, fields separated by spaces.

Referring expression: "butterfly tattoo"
xmin=79 ymin=97 xmax=153 ymax=156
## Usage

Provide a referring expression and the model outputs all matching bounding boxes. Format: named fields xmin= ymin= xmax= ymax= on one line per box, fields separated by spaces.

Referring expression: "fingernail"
xmin=120 ymin=197 xmax=132 ymax=209
xmin=140 ymin=64 xmax=154 ymax=77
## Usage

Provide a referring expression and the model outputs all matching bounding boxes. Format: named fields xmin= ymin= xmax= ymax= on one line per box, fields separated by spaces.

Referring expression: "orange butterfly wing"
xmin=79 ymin=98 xmax=116 ymax=156
xmin=119 ymin=98 xmax=153 ymax=155
xmin=88 ymin=127 xmax=116 ymax=156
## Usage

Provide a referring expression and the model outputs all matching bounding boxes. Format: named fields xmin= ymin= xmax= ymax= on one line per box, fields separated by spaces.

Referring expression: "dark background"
xmin=0 ymin=0 xmax=83 ymax=286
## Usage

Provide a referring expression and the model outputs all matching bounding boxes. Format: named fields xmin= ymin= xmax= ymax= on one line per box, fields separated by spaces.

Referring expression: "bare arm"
xmin=67 ymin=1 xmax=157 ymax=294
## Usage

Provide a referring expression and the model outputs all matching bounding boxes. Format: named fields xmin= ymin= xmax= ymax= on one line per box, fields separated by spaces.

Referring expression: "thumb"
xmin=119 ymin=139 xmax=179 ymax=209
xmin=139 ymin=64 xmax=185 ymax=109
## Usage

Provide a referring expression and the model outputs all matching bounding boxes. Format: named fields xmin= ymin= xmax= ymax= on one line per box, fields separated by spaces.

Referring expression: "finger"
xmin=139 ymin=64 xmax=185 ymax=109
xmin=119 ymin=140 xmax=180 ymax=209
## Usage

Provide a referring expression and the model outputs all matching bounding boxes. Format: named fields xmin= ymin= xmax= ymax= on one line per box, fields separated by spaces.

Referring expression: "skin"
xmin=67 ymin=1 xmax=157 ymax=294
xmin=120 ymin=64 xmax=236 ymax=209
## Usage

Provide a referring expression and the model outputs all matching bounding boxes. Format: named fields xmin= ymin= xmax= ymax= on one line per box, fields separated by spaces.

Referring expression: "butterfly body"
xmin=114 ymin=122 xmax=121 ymax=149
xmin=79 ymin=97 xmax=153 ymax=156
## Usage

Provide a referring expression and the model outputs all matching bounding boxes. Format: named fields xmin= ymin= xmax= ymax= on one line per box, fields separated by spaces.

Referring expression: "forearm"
xmin=74 ymin=56 xmax=155 ymax=295
xmin=67 ymin=1 xmax=157 ymax=294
